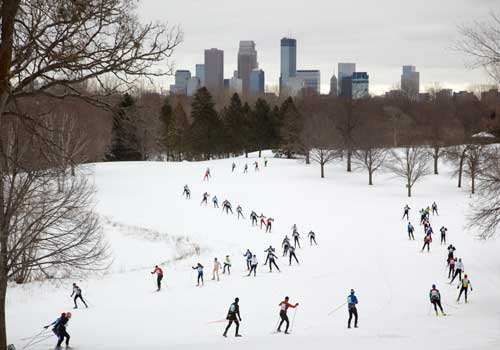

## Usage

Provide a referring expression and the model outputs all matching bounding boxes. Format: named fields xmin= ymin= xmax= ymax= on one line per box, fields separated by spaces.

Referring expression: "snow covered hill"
xmin=7 ymin=152 xmax=500 ymax=350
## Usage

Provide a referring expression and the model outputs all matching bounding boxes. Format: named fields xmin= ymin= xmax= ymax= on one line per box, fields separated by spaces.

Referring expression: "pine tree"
xmin=168 ymin=102 xmax=190 ymax=161
xmin=158 ymin=97 xmax=173 ymax=160
xmin=251 ymin=98 xmax=276 ymax=157
xmin=279 ymin=97 xmax=303 ymax=158
xmin=108 ymin=93 xmax=142 ymax=161
xmin=222 ymin=93 xmax=245 ymax=156
xmin=188 ymin=87 xmax=221 ymax=160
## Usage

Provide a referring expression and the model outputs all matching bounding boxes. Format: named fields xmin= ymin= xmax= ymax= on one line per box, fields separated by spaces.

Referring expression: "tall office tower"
xmin=237 ymin=41 xmax=258 ymax=95
xmin=174 ymin=70 xmax=191 ymax=94
xmin=187 ymin=77 xmax=201 ymax=97
xmin=296 ymin=70 xmax=321 ymax=95
xmin=250 ymin=69 xmax=265 ymax=95
xmin=401 ymin=65 xmax=420 ymax=99
xmin=330 ymin=71 xmax=338 ymax=96
xmin=204 ymin=48 xmax=224 ymax=95
xmin=338 ymin=63 xmax=356 ymax=96
xmin=352 ymin=72 xmax=369 ymax=99
xmin=280 ymin=37 xmax=297 ymax=94
xmin=195 ymin=64 xmax=205 ymax=87
xmin=339 ymin=76 xmax=353 ymax=99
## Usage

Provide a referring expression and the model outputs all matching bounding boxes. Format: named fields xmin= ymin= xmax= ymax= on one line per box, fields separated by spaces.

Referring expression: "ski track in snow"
xmin=7 ymin=152 xmax=500 ymax=350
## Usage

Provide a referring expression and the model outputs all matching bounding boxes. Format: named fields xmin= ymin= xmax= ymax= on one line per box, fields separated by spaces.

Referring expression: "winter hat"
xmin=350 ymin=289 xmax=355 ymax=294
xmin=432 ymin=284 xmax=436 ymax=288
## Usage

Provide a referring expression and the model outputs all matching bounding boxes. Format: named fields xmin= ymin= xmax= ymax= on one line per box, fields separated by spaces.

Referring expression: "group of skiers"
xmin=403 ymin=202 xmax=474 ymax=317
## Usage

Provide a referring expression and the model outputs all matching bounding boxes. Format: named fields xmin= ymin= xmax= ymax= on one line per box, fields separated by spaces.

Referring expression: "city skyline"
xmin=138 ymin=0 xmax=494 ymax=94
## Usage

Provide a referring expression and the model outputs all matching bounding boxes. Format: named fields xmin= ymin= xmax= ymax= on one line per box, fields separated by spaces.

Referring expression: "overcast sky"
xmin=138 ymin=0 xmax=497 ymax=95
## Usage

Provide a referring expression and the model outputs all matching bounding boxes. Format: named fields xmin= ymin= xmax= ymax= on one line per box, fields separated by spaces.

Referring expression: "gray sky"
xmin=138 ymin=0 xmax=497 ymax=95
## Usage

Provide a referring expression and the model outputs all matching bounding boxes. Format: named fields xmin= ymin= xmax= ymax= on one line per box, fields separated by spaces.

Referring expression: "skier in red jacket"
xmin=421 ymin=232 xmax=432 ymax=253
xmin=151 ymin=265 xmax=164 ymax=291
xmin=277 ymin=297 xmax=299 ymax=334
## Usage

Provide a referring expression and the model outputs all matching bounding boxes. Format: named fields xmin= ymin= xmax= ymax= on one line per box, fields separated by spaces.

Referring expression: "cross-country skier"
xmin=212 ymin=195 xmax=219 ymax=208
xmin=308 ymin=231 xmax=318 ymax=245
xmin=237 ymin=205 xmax=245 ymax=219
xmin=402 ymin=205 xmax=410 ymax=220
xmin=247 ymin=255 xmax=258 ymax=277
xmin=254 ymin=161 xmax=259 ymax=171
xmin=347 ymin=289 xmax=359 ymax=328
xmin=250 ymin=211 xmax=258 ymax=226
xmin=425 ymin=206 xmax=431 ymax=218
xmin=183 ymin=185 xmax=191 ymax=199
xmin=282 ymin=236 xmax=290 ymax=256
xmin=291 ymin=224 xmax=297 ymax=234
xmin=70 ymin=283 xmax=88 ymax=309
xmin=407 ymin=222 xmax=415 ymax=240
xmin=243 ymin=164 xmax=248 ymax=173
xmin=212 ymin=258 xmax=221 ymax=281
xmin=264 ymin=157 xmax=268 ymax=167
xmin=429 ymin=284 xmax=446 ymax=316
xmin=264 ymin=246 xmax=275 ymax=265
xmin=223 ymin=255 xmax=231 ymax=275
xmin=277 ymin=297 xmax=299 ymax=334
xmin=45 ymin=312 xmax=72 ymax=349
xmin=259 ymin=214 xmax=266 ymax=229
xmin=223 ymin=298 xmax=242 ymax=337
xmin=288 ymin=246 xmax=299 ymax=266
xmin=420 ymin=209 xmax=427 ymax=225
xmin=447 ymin=244 xmax=456 ymax=264
xmin=425 ymin=224 xmax=433 ymax=236
xmin=421 ymin=232 xmax=432 ymax=252
xmin=223 ymin=200 xmax=234 ymax=214
xmin=292 ymin=230 xmax=301 ymax=248
xmin=192 ymin=263 xmax=204 ymax=286
xmin=450 ymin=258 xmax=464 ymax=283
xmin=151 ymin=265 xmax=164 ymax=291
xmin=243 ymin=250 xmax=252 ymax=270
xmin=440 ymin=226 xmax=448 ymax=244
xmin=267 ymin=251 xmax=280 ymax=272
xmin=203 ymin=167 xmax=211 ymax=181
xmin=232 ymin=162 xmax=236 ymax=173
xmin=432 ymin=202 xmax=439 ymax=216
xmin=266 ymin=217 xmax=274 ymax=233
xmin=200 ymin=192 xmax=209 ymax=206
xmin=448 ymin=258 xmax=456 ymax=279
xmin=457 ymin=274 xmax=473 ymax=303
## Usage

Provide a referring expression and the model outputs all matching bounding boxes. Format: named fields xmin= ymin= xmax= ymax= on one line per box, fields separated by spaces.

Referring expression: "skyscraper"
xmin=204 ymin=49 xmax=224 ymax=95
xmin=330 ymin=71 xmax=338 ymax=96
xmin=401 ymin=65 xmax=420 ymax=99
xmin=174 ymin=70 xmax=191 ymax=95
xmin=280 ymin=38 xmax=297 ymax=94
xmin=237 ymin=41 xmax=258 ymax=95
xmin=195 ymin=64 xmax=205 ymax=87
xmin=338 ymin=63 xmax=356 ymax=97
xmin=297 ymin=70 xmax=321 ymax=95
xmin=250 ymin=69 xmax=265 ymax=95
xmin=352 ymin=72 xmax=369 ymax=99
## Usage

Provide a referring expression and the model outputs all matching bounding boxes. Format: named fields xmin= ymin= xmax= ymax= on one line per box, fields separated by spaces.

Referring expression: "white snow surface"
xmin=7 ymin=152 xmax=500 ymax=350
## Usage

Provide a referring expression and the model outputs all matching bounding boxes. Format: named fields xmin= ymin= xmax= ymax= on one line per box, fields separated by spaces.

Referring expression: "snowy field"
xmin=7 ymin=152 xmax=500 ymax=350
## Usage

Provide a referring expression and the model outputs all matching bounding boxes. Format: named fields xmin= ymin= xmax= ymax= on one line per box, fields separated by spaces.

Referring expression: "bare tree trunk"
xmin=433 ymin=149 xmax=439 ymax=175
xmin=347 ymin=148 xmax=352 ymax=172
xmin=369 ymin=170 xmax=373 ymax=185
xmin=245 ymin=151 xmax=248 ymax=158
xmin=407 ymin=181 xmax=412 ymax=197
xmin=259 ymin=150 xmax=261 ymax=158
xmin=321 ymin=162 xmax=325 ymax=178
xmin=0 ymin=272 xmax=6 ymax=350
xmin=458 ymin=152 xmax=465 ymax=188
xmin=305 ymin=150 xmax=310 ymax=165
xmin=471 ymin=168 xmax=476 ymax=194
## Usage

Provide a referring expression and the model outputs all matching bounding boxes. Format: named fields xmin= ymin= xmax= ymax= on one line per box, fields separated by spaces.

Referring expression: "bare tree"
xmin=445 ymin=145 xmax=468 ymax=188
xmin=464 ymin=143 xmax=486 ymax=194
xmin=353 ymin=148 xmax=388 ymax=185
xmin=456 ymin=12 xmax=500 ymax=84
xmin=468 ymin=146 xmax=500 ymax=238
xmin=308 ymin=113 xmax=340 ymax=178
xmin=387 ymin=146 xmax=430 ymax=197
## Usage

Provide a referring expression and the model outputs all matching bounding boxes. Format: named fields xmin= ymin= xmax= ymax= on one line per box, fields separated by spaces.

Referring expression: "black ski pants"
xmin=448 ymin=266 xmax=455 ymax=279
xmin=348 ymin=306 xmax=358 ymax=328
xmin=441 ymin=233 xmax=446 ymax=244
xmin=246 ymin=259 xmax=251 ymax=270
xmin=74 ymin=294 xmax=88 ymax=308
xmin=278 ymin=311 xmax=289 ymax=332
xmin=237 ymin=212 xmax=244 ymax=219
xmin=283 ymin=246 xmax=289 ymax=256
xmin=266 ymin=224 xmax=272 ymax=233
xmin=248 ymin=264 xmax=257 ymax=276
xmin=294 ymin=237 xmax=300 ymax=248
xmin=450 ymin=269 xmax=462 ymax=283
xmin=457 ymin=287 xmax=468 ymax=302
xmin=251 ymin=218 xmax=257 ymax=226
xmin=56 ymin=327 xmax=70 ymax=347
xmin=408 ymin=231 xmax=414 ymax=240
xmin=224 ymin=319 xmax=240 ymax=336
xmin=156 ymin=275 xmax=163 ymax=290
xmin=432 ymin=300 xmax=443 ymax=313
xmin=310 ymin=237 xmax=317 ymax=245
xmin=289 ymin=252 xmax=299 ymax=265
xmin=421 ymin=241 xmax=430 ymax=252
xmin=197 ymin=272 xmax=204 ymax=285
xmin=269 ymin=259 xmax=280 ymax=272
xmin=223 ymin=263 xmax=231 ymax=274
xmin=402 ymin=211 xmax=409 ymax=220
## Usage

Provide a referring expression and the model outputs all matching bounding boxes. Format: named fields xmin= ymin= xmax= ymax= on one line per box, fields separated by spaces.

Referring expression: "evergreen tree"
xmin=279 ymin=97 xmax=303 ymax=158
xmin=251 ymin=98 xmax=276 ymax=157
xmin=158 ymin=97 xmax=173 ymax=160
xmin=108 ymin=93 xmax=142 ymax=161
xmin=242 ymin=102 xmax=252 ymax=157
xmin=222 ymin=93 xmax=245 ymax=156
xmin=188 ymin=87 xmax=221 ymax=160
xmin=168 ymin=101 xmax=190 ymax=161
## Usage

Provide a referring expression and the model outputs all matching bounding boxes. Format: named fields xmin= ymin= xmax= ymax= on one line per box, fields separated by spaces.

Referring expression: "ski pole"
xmin=23 ymin=333 xmax=53 ymax=349
xmin=290 ymin=308 xmax=298 ymax=332
xmin=327 ymin=302 xmax=347 ymax=316
xmin=207 ymin=319 xmax=227 ymax=325
xmin=20 ymin=329 xmax=46 ymax=341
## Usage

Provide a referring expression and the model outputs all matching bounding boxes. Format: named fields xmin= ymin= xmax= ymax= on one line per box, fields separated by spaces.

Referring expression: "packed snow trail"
xmin=7 ymin=152 xmax=500 ymax=350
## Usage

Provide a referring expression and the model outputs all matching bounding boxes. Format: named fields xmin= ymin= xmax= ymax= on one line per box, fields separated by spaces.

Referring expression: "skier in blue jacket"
xmin=407 ymin=222 xmax=415 ymax=240
xmin=347 ymin=289 xmax=358 ymax=329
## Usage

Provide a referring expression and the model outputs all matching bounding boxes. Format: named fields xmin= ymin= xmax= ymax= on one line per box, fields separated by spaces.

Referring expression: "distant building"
xmin=238 ymin=41 xmax=258 ymax=95
xmin=223 ymin=78 xmax=230 ymax=91
xmin=250 ymin=69 xmax=265 ymax=95
xmin=169 ymin=84 xmax=185 ymax=95
xmin=385 ymin=90 xmax=404 ymax=99
xmin=338 ymin=63 xmax=356 ymax=96
xmin=287 ymin=77 xmax=305 ymax=97
xmin=280 ymin=38 xmax=297 ymax=94
xmin=418 ymin=92 xmax=431 ymax=102
xmin=401 ymin=65 xmax=420 ymax=99
xmin=339 ymin=76 xmax=352 ymax=99
xmin=352 ymin=72 xmax=369 ymax=99
xmin=187 ymin=77 xmax=201 ymax=96
xmin=204 ymin=48 xmax=224 ymax=95
xmin=436 ymin=89 xmax=453 ymax=100
xmin=195 ymin=64 xmax=205 ymax=87
xmin=329 ymin=73 xmax=338 ymax=96
xmin=297 ymin=70 xmax=321 ymax=95
xmin=173 ymin=70 xmax=191 ymax=95
xmin=229 ymin=70 xmax=243 ymax=94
